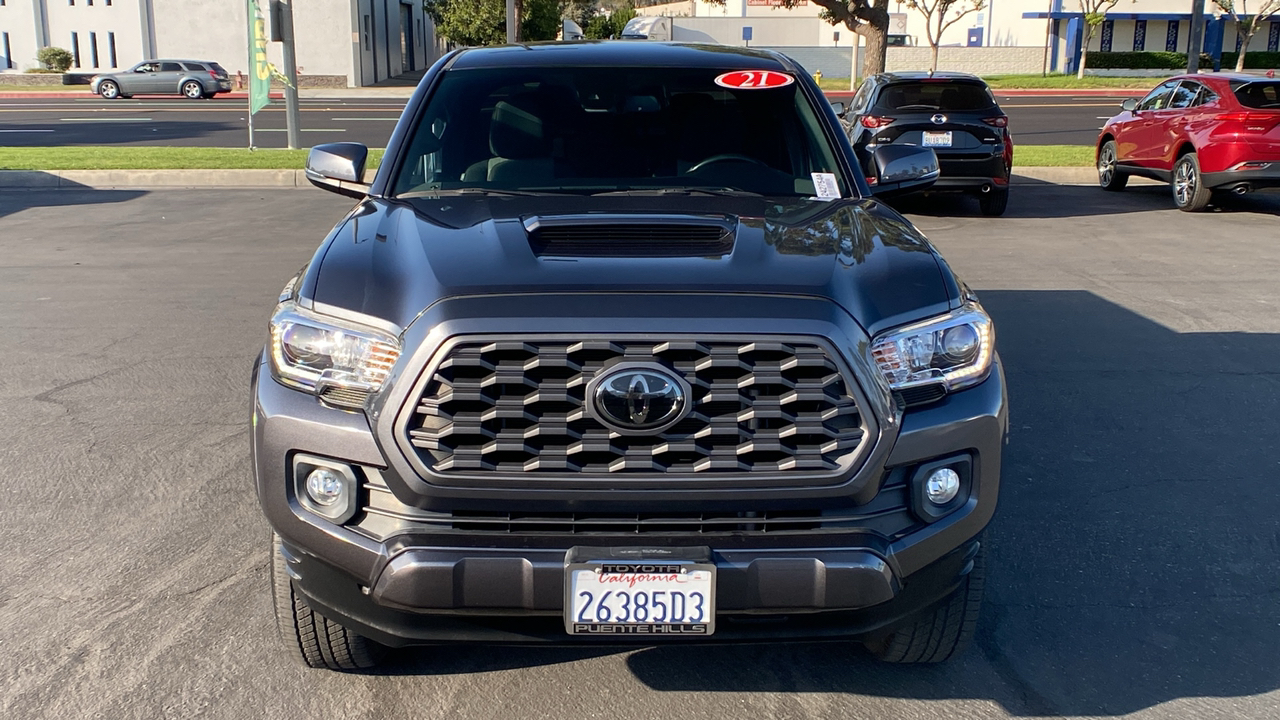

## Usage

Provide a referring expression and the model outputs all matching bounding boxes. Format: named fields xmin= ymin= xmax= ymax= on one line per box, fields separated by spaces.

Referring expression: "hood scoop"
xmin=524 ymin=214 xmax=735 ymax=258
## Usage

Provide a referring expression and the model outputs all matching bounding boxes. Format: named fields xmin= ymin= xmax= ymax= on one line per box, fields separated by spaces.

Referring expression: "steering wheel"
xmin=686 ymin=154 xmax=772 ymax=174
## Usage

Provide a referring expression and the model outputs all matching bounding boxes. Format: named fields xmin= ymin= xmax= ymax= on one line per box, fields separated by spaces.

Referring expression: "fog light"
xmin=925 ymin=468 xmax=961 ymax=505
xmin=305 ymin=467 xmax=345 ymax=506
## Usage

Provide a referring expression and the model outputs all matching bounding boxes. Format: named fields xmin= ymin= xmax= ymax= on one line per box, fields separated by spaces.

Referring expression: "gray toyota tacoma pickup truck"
xmin=254 ymin=42 xmax=1007 ymax=671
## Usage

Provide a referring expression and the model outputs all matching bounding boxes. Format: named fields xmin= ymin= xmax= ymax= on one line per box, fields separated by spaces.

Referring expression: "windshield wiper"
xmin=592 ymin=187 xmax=763 ymax=198
xmin=401 ymin=188 xmax=570 ymax=198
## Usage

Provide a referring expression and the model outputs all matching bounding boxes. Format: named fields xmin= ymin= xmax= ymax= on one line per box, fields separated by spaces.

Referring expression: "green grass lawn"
xmin=0 ymin=147 xmax=385 ymax=171
xmin=983 ymin=74 xmax=1154 ymax=90
xmin=819 ymin=74 xmax=1154 ymax=92
xmin=1014 ymin=145 xmax=1094 ymax=167
xmin=0 ymin=85 xmax=96 ymax=92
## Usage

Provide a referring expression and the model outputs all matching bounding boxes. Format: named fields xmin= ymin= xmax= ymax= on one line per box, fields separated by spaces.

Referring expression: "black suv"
xmin=843 ymin=72 xmax=1013 ymax=216
xmin=256 ymin=43 xmax=1006 ymax=671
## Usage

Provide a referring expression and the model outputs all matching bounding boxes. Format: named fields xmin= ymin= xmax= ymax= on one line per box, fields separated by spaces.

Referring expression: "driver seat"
xmin=462 ymin=92 xmax=555 ymax=186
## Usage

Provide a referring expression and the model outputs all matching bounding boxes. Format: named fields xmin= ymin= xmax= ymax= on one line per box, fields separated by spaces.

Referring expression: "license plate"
xmin=923 ymin=131 xmax=953 ymax=147
xmin=566 ymin=560 xmax=715 ymax=636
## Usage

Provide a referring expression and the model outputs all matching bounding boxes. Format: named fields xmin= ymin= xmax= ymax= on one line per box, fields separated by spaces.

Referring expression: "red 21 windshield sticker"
xmin=713 ymin=70 xmax=795 ymax=89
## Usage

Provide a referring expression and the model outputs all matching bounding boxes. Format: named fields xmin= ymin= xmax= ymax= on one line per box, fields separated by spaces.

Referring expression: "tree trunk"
xmin=514 ymin=0 xmax=524 ymax=42
xmin=1077 ymin=44 xmax=1088 ymax=80
xmin=1236 ymin=32 xmax=1250 ymax=72
xmin=855 ymin=6 xmax=890 ymax=80
xmin=931 ymin=43 xmax=940 ymax=72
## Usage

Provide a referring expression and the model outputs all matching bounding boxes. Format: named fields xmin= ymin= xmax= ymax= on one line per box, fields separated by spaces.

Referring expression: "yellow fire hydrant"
xmin=814 ymin=69 xmax=823 ymax=83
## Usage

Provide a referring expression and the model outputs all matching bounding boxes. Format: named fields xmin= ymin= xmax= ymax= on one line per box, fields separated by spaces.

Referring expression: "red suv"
xmin=1096 ymin=73 xmax=1280 ymax=211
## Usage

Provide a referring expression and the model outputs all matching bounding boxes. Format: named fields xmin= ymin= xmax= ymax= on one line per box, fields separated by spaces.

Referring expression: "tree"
xmin=37 ymin=47 xmax=74 ymax=73
xmin=707 ymin=1 xmax=892 ymax=81
xmin=904 ymin=0 xmax=985 ymax=72
xmin=1076 ymin=0 xmax=1121 ymax=79
xmin=1213 ymin=0 xmax=1280 ymax=71
xmin=582 ymin=4 xmax=637 ymax=39
xmin=424 ymin=0 xmax=562 ymax=46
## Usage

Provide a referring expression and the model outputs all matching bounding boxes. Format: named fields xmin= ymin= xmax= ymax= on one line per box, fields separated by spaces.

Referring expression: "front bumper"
xmin=253 ymin=341 xmax=1007 ymax=644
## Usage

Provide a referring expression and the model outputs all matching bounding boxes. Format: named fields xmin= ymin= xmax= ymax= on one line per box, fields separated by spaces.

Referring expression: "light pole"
xmin=507 ymin=0 xmax=517 ymax=43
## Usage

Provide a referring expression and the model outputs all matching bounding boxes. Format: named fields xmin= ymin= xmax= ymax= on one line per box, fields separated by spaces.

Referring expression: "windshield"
xmin=875 ymin=81 xmax=997 ymax=112
xmin=391 ymin=66 xmax=850 ymax=198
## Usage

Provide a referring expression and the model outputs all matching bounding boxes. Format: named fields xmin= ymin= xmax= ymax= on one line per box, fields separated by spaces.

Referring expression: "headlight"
xmin=268 ymin=302 xmax=400 ymax=401
xmin=870 ymin=301 xmax=994 ymax=392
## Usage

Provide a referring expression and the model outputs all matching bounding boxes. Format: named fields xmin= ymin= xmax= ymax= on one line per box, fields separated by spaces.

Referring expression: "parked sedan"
xmin=842 ymin=72 xmax=1013 ymax=216
xmin=1096 ymin=73 xmax=1280 ymax=211
xmin=91 ymin=59 xmax=231 ymax=99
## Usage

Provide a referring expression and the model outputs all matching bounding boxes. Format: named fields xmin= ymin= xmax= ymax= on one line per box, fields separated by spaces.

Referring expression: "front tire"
xmin=978 ymin=188 xmax=1009 ymax=217
xmin=1097 ymin=140 xmax=1129 ymax=191
xmin=866 ymin=541 xmax=986 ymax=663
xmin=270 ymin=533 xmax=386 ymax=671
xmin=182 ymin=81 xmax=205 ymax=99
xmin=98 ymin=80 xmax=120 ymax=100
xmin=1172 ymin=152 xmax=1212 ymax=212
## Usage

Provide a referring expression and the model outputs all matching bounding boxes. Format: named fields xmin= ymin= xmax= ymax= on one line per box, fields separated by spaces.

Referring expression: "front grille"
xmin=529 ymin=224 xmax=733 ymax=257
xmin=357 ymin=471 xmax=917 ymax=540
xmin=403 ymin=337 xmax=870 ymax=479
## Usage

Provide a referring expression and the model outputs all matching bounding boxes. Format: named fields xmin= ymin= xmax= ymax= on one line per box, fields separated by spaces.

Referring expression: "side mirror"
xmin=830 ymin=100 xmax=846 ymax=116
xmin=868 ymin=145 xmax=939 ymax=197
xmin=305 ymin=142 xmax=371 ymax=198
xmin=1121 ymin=98 xmax=1138 ymax=112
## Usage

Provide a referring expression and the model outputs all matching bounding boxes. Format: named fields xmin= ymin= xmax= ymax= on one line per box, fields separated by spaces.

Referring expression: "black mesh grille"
xmin=405 ymin=338 xmax=868 ymax=476
xmin=529 ymin=224 xmax=733 ymax=257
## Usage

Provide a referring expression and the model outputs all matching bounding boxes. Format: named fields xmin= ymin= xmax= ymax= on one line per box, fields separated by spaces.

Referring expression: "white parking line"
xmin=255 ymin=128 xmax=347 ymax=132
xmin=60 ymin=117 xmax=153 ymax=121
xmin=329 ymin=117 xmax=400 ymax=121
xmin=0 ymin=129 xmax=55 ymax=132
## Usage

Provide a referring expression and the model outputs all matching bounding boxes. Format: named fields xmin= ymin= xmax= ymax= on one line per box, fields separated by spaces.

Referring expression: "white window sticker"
xmin=811 ymin=172 xmax=841 ymax=199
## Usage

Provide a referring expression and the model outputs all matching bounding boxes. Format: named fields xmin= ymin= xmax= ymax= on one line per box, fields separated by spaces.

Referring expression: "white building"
xmin=638 ymin=0 xmax=1280 ymax=63
xmin=0 ymin=0 xmax=438 ymax=87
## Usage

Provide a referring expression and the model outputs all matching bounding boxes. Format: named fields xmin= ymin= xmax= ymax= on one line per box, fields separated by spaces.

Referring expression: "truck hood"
xmin=303 ymin=195 xmax=954 ymax=335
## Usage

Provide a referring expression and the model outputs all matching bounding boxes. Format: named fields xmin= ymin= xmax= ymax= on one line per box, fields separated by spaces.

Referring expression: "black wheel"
xmin=866 ymin=541 xmax=986 ymax=663
xmin=978 ymin=188 xmax=1009 ymax=217
xmin=98 ymin=80 xmax=121 ymax=100
xmin=1097 ymin=140 xmax=1129 ymax=191
xmin=182 ymin=80 xmax=205 ymax=99
xmin=271 ymin=533 xmax=386 ymax=671
xmin=1172 ymin=152 xmax=1212 ymax=212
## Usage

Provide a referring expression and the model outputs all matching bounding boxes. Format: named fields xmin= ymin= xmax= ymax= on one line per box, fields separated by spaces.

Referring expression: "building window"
xmin=71 ymin=32 xmax=81 ymax=68
xmin=1165 ymin=21 xmax=1179 ymax=52
xmin=364 ymin=14 xmax=371 ymax=51
xmin=108 ymin=32 xmax=117 ymax=68
xmin=1270 ymin=22 xmax=1279 ymax=52
xmin=1133 ymin=20 xmax=1146 ymax=51
xmin=2 ymin=33 xmax=11 ymax=70
xmin=90 ymin=32 xmax=98 ymax=68
xmin=1100 ymin=20 xmax=1113 ymax=52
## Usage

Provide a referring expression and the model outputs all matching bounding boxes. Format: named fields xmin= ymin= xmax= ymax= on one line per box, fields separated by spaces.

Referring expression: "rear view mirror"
xmin=1121 ymin=98 xmax=1138 ymax=112
xmin=868 ymin=145 xmax=939 ymax=197
xmin=305 ymin=142 xmax=371 ymax=198
xmin=830 ymin=100 xmax=846 ymax=116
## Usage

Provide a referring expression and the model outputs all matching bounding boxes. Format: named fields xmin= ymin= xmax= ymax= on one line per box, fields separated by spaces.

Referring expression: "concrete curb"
xmin=1 ymin=167 xmax=1118 ymax=190
xmin=0 ymin=168 xmax=312 ymax=189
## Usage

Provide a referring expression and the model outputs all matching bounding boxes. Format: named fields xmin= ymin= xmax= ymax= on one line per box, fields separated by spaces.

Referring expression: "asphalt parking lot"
xmin=2 ymin=185 xmax=1278 ymax=719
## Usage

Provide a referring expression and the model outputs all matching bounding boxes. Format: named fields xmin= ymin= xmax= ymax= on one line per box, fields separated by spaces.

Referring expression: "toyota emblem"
xmin=588 ymin=364 xmax=691 ymax=435
xmin=931 ymin=114 xmax=947 ymax=125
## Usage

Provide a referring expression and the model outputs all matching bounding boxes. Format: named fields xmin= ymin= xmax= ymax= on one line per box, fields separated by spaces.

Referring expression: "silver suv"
xmin=91 ymin=59 xmax=231 ymax=99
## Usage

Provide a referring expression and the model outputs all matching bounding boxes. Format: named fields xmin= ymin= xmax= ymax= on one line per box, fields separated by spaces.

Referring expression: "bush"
xmin=1087 ymin=50 xmax=1280 ymax=71
xmin=1086 ymin=51 xmax=1186 ymax=70
xmin=37 ymin=46 xmax=74 ymax=72
xmin=1217 ymin=51 xmax=1280 ymax=70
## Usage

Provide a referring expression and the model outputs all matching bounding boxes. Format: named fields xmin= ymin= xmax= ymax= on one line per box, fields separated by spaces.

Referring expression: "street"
xmin=2 ymin=184 xmax=1278 ymax=719
xmin=0 ymin=93 xmax=1127 ymax=147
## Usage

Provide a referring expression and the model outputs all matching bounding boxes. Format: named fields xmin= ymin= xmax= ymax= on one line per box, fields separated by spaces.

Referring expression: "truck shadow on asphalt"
xmin=0 ymin=185 xmax=147 ymax=219
xmin=381 ymin=290 xmax=1280 ymax=717
xmin=889 ymin=184 xmax=1280 ymax=218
